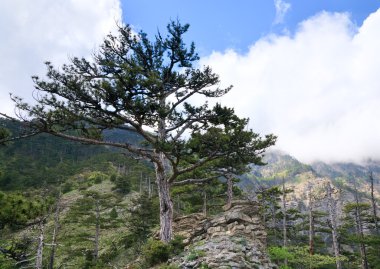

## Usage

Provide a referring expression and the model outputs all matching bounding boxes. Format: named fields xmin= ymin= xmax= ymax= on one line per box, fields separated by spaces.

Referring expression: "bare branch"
xmin=0 ymin=132 xmax=41 ymax=143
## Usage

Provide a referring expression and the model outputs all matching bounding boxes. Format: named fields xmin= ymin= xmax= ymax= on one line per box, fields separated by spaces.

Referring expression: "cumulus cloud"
xmin=274 ymin=0 xmax=291 ymax=24
xmin=200 ymin=10 xmax=380 ymax=163
xmin=0 ymin=0 xmax=122 ymax=115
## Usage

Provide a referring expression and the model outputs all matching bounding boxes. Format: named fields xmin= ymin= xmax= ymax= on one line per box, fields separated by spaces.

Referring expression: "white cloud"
xmin=0 ymin=0 xmax=122 ymax=115
xmin=200 ymin=10 xmax=380 ymax=164
xmin=274 ymin=0 xmax=291 ymax=24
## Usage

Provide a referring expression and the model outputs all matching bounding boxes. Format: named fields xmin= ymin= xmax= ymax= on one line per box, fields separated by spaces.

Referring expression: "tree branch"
xmin=0 ymin=132 xmax=41 ymax=143
xmin=168 ymin=152 xmax=222 ymax=183
xmin=171 ymin=175 xmax=219 ymax=186
xmin=45 ymin=131 xmax=155 ymax=161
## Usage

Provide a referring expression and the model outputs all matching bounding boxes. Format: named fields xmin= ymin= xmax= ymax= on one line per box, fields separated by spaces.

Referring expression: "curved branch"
xmin=46 ymin=131 xmax=154 ymax=161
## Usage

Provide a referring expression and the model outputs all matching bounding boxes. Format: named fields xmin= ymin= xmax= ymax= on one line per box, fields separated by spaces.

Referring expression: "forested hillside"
xmin=0 ymin=120 xmax=235 ymax=268
xmin=243 ymin=151 xmax=380 ymax=269
xmin=1 ymin=121 xmax=380 ymax=268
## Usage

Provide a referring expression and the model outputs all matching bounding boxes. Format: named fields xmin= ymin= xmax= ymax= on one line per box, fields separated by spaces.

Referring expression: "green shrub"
xmin=200 ymin=263 xmax=210 ymax=269
xmin=110 ymin=173 xmax=117 ymax=182
xmin=269 ymin=246 xmax=340 ymax=269
xmin=109 ymin=207 xmax=118 ymax=219
xmin=62 ymin=182 xmax=73 ymax=193
xmin=170 ymin=235 xmax=185 ymax=255
xmin=112 ymin=175 xmax=131 ymax=194
xmin=88 ymin=171 xmax=106 ymax=184
xmin=142 ymin=239 xmax=171 ymax=266
xmin=158 ymin=265 xmax=179 ymax=269
xmin=186 ymin=249 xmax=206 ymax=261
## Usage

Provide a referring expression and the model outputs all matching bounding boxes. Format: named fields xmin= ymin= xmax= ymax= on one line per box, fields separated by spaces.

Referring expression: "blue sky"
xmin=1 ymin=0 xmax=380 ymax=163
xmin=121 ymin=0 xmax=380 ymax=55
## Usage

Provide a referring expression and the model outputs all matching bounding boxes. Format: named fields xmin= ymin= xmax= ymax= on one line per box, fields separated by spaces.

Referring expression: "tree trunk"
xmin=48 ymin=196 xmax=61 ymax=269
xmin=155 ymin=157 xmax=173 ymax=243
xmin=203 ymin=191 xmax=207 ymax=217
xmin=155 ymin=106 xmax=173 ymax=243
xmin=308 ymin=184 xmax=314 ymax=256
xmin=282 ymin=177 xmax=287 ymax=267
xmin=226 ymin=174 xmax=233 ymax=210
xmin=139 ymin=171 xmax=143 ymax=193
xmin=369 ymin=171 xmax=379 ymax=234
xmin=148 ymin=176 xmax=152 ymax=199
xmin=354 ymin=207 xmax=369 ymax=269
xmin=259 ymin=188 xmax=266 ymax=226
xmin=326 ymin=182 xmax=342 ymax=269
xmin=36 ymin=221 xmax=44 ymax=269
xmin=353 ymin=180 xmax=369 ymax=269
xmin=94 ymin=199 xmax=100 ymax=262
xmin=271 ymin=202 xmax=277 ymax=243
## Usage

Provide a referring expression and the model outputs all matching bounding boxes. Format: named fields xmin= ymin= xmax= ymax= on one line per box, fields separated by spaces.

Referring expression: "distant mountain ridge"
xmin=243 ymin=150 xmax=380 ymax=187
xmin=241 ymin=150 xmax=380 ymax=221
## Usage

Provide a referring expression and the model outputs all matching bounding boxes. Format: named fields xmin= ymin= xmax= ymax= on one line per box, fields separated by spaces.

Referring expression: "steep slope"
xmin=0 ymin=119 xmax=143 ymax=190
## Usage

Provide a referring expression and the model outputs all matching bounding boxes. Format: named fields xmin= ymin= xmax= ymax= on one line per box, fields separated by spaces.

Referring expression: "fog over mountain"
xmin=200 ymin=9 xmax=380 ymax=164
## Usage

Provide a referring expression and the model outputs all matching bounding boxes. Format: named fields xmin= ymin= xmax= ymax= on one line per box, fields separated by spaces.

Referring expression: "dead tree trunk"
xmin=203 ymin=190 xmax=207 ymax=217
xmin=36 ymin=220 xmax=45 ymax=269
xmin=271 ymin=202 xmax=277 ymax=243
xmin=326 ymin=181 xmax=342 ymax=269
xmin=308 ymin=183 xmax=314 ymax=256
xmin=148 ymin=176 xmax=152 ymax=198
xmin=282 ymin=177 xmax=288 ymax=267
xmin=48 ymin=196 xmax=61 ymax=269
xmin=139 ymin=171 xmax=143 ymax=193
xmin=94 ymin=199 xmax=100 ymax=262
xmin=369 ymin=171 xmax=379 ymax=234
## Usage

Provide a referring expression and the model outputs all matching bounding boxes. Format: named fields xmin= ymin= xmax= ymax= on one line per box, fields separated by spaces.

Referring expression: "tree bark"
xmin=326 ymin=182 xmax=342 ymax=269
xmin=155 ymin=156 xmax=173 ymax=243
xmin=226 ymin=174 xmax=233 ymax=210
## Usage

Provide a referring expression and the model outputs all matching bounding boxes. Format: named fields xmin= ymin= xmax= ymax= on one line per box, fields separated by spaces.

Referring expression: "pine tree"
xmin=123 ymin=192 xmax=158 ymax=251
xmin=1 ymin=20 xmax=276 ymax=242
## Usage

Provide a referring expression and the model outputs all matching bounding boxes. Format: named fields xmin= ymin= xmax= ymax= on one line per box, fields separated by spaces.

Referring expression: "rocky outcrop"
xmin=170 ymin=200 xmax=276 ymax=269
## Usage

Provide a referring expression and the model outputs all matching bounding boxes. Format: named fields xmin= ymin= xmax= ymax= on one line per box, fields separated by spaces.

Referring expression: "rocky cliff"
xmin=169 ymin=200 xmax=276 ymax=269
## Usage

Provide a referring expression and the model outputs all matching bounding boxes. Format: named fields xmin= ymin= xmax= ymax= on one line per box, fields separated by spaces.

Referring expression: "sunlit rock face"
xmin=170 ymin=200 xmax=276 ymax=269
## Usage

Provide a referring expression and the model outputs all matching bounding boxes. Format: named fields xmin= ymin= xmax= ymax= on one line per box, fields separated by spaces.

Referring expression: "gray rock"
xmin=170 ymin=200 xmax=277 ymax=269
